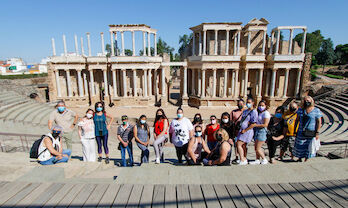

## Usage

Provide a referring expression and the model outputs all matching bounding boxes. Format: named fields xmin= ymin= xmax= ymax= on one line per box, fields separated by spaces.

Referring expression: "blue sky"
xmin=0 ymin=0 xmax=347 ymax=63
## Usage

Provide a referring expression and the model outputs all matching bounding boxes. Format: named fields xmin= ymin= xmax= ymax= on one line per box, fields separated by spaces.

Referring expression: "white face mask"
xmin=211 ymin=119 xmax=216 ymax=124
xmin=222 ymin=118 xmax=229 ymax=123
xmin=86 ymin=113 xmax=93 ymax=119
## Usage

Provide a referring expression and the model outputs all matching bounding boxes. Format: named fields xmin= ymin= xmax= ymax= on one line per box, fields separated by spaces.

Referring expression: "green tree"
xmin=316 ymin=38 xmax=336 ymax=70
xmin=105 ymin=40 xmax=119 ymax=57
xmin=178 ymin=34 xmax=193 ymax=60
xmin=294 ymin=30 xmax=324 ymax=57
xmin=334 ymin=44 xmax=348 ymax=64
xmin=124 ymin=49 xmax=133 ymax=56
xmin=157 ymin=37 xmax=174 ymax=55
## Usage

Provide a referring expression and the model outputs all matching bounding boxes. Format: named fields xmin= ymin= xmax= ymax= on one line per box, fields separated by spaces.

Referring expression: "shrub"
xmin=0 ymin=73 xmax=48 ymax=80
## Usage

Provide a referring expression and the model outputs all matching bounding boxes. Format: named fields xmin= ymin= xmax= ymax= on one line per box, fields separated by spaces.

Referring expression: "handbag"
xmin=236 ymin=110 xmax=253 ymax=130
xmin=302 ymin=114 xmax=317 ymax=138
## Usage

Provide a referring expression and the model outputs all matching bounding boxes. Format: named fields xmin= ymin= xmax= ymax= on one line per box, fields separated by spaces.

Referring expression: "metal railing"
xmin=0 ymin=132 xmax=41 ymax=152
xmin=313 ymin=84 xmax=348 ymax=101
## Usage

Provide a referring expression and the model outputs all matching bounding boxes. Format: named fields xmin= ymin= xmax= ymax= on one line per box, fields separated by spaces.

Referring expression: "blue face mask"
xmin=96 ymin=107 xmax=103 ymax=112
xmin=57 ymin=106 xmax=65 ymax=113
xmin=177 ymin=113 xmax=183 ymax=119
xmin=195 ymin=131 xmax=202 ymax=137
xmin=140 ymin=120 xmax=146 ymax=124
xmin=246 ymin=103 xmax=252 ymax=109
xmin=275 ymin=113 xmax=282 ymax=119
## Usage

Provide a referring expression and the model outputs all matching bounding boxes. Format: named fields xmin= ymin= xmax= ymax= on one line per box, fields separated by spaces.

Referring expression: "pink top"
xmin=186 ymin=137 xmax=203 ymax=160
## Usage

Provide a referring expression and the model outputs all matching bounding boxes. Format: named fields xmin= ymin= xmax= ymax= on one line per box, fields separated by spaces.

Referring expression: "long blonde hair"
xmin=301 ymin=96 xmax=315 ymax=109
xmin=214 ymin=128 xmax=229 ymax=142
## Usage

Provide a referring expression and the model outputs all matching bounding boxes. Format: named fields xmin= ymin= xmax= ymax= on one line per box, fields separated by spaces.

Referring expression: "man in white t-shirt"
xmin=169 ymin=108 xmax=194 ymax=163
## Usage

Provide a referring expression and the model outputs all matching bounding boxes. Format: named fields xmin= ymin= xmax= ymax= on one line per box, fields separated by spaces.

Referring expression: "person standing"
xmin=280 ymin=102 xmax=299 ymax=160
xmin=153 ymin=109 xmax=169 ymax=164
xmin=249 ymin=100 xmax=270 ymax=165
xmin=134 ymin=115 xmax=150 ymax=164
xmin=48 ymin=100 xmax=78 ymax=152
xmin=230 ymin=99 xmax=245 ymax=163
xmin=117 ymin=115 xmax=134 ymax=167
xmin=236 ymin=98 xmax=257 ymax=165
xmin=293 ymin=96 xmax=322 ymax=162
xmin=77 ymin=109 xmax=96 ymax=162
xmin=94 ymin=102 xmax=114 ymax=164
xmin=204 ymin=115 xmax=220 ymax=150
xmin=267 ymin=106 xmax=285 ymax=163
xmin=169 ymin=108 xmax=194 ymax=164
xmin=192 ymin=113 xmax=205 ymax=132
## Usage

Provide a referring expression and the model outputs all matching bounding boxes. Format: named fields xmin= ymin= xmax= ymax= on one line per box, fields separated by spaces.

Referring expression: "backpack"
xmin=29 ymin=135 xmax=49 ymax=159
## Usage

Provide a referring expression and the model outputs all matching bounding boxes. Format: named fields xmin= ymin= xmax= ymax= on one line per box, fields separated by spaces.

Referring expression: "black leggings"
xmin=175 ymin=143 xmax=189 ymax=163
xmin=267 ymin=137 xmax=283 ymax=158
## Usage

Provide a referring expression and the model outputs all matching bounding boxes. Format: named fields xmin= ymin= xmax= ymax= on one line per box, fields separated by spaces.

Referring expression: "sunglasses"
xmin=52 ymin=130 xmax=61 ymax=134
xmin=195 ymin=131 xmax=202 ymax=133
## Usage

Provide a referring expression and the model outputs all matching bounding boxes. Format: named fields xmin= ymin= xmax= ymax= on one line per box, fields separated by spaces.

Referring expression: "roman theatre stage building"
xmin=48 ymin=19 xmax=309 ymax=108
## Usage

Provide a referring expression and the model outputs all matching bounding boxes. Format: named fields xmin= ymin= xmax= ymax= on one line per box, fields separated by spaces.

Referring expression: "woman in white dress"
xmin=77 ymin=109 xmax=96 ymax=162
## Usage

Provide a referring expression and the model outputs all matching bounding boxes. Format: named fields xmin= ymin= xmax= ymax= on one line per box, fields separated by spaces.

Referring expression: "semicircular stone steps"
xmin=15 ymin=104 xmax=50 ymax=124
xmin=335 ymin=95 xmax=348 ymax=103
xmin=0 ymin=101 xmax=36 ymax=119
xmin=3 ymin=102 xmax=39 ymax=121
xmin=316 ymin=105 xmax=337 ymax=137
xmin=26 ymin=107 xmax=54 ymax=126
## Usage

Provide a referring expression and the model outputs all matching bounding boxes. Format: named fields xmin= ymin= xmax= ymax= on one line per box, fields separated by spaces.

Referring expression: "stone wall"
xmin=300 ymin=52 xmax=313 ymax=96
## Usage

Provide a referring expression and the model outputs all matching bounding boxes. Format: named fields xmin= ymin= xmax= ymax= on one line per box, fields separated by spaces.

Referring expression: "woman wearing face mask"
xmin=77 ymin=109 xmax=96 ymax=162
xmin=203 ymin=128 xmax=232 ymax=166
xmin=134 ymin=115 xmax=150 ymax=164
xmin=267 ymin=106 xmax=285 ymax=163
xmin=204 ymin=115 xmax=220 ymax=150
xmin=236 ymin=97 xmax=258 ymax=165
xmin=169 ymin=108 xmax=194 ymax=164
xmin=220 ymin=112 xmax=233 ymax=142
xmin=94 ymin=101 xmax=114 ymax=164
xmin=293 ymin=96 xmax=322 ymax=162
xmin=153 ymin=109 xmax=169 ymax=164
xmin=230 ymin=99 xmax=245 ymax=163
xmin=186 ymin=126 xmax=211 ymax=165
xmin=192 ymin=113 xmax=205 ymax=132
xmin=248 ymin=100 xmax=270 ymax=165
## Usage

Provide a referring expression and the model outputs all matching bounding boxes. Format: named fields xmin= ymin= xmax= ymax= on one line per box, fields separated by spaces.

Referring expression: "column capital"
xmin=285 ymin=68 xmax=291 ymax=71
xmin=76 ymin=68 xmax=82 ymax=72
xmin=201 ymin=68 xmax=207 ymax=71
xmin=121 ymin=68 xmax=126 ymax=72
xmin=132 ymin=68 xmax=137 ymax=71
xmin=64 ymin=69 xmax=70 ymax=72
xmin=102 ymin=68 xmax=108 ymax=72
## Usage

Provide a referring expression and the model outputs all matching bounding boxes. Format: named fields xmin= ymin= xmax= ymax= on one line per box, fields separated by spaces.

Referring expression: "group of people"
xmin=37 ymin=95 xmax=322 ymax=166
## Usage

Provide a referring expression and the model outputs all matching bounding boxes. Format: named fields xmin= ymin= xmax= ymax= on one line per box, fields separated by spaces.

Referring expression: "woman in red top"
xmin=153 ymin=108 xmax=169 ymax=164
xmin=204 ymin=115 xmax=220 ymax=150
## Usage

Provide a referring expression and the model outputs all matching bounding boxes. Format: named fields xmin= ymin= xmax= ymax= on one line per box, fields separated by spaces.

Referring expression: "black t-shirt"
xmin=221 ymin=124 xmax=233 ymax=139
xmin=268 ymin=117 xmax=284 ymax=137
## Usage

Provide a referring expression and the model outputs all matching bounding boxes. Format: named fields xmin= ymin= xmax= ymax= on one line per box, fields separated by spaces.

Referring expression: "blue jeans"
xmin=39 ymin=149 xmax=71 ymax=165
xmin=254 ymin=128 xmax=268 ymax=142
xmin=120 ymin=144 xmax=133 ymax=167
xmin=207 ymin=141 xmax=217 ymax=150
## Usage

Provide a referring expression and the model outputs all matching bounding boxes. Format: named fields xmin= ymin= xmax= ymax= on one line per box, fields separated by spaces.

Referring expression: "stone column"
xmin=191 ymin=68 xmax=195 ymax=95
xmin=258 ymin=69 xmax=264 ymax=97
xmin=121 ymin=31 xmax=125 ymax=56
xmin=80 ymin=37 xmax=85 ymax=56
xmin=122 ymin=69 xmax=127 ymax=97
xmin=270 ymin=69 xmax=276 ymax=98
xmin=269 ymin=31 xmax=275 ymax=55
xmin=198 ymin=70 xmax=201 ymax=96
xmin=234 ymin=69 xmax=239 ymax=97
xmin=244 ymin=68 xmax=249 ymax=97
xmin=233 ymin=32 xmax=237 ymax=55
xmin=275 ymin=30 xmax=280 ymax=55
xmin=77 ymin=69 xmax=84 ymax=97
xmin=147 ymin=32 xmax=151 ymax=56
xmin=231 ymin=70 xmax=235 ymax=97
xmin=183 ymin=67 xmax=188 ymax=97
xmin=110 ymin=32 xmax=115 ymax=56
xmin=212 ymin=68 xmax=217 ymax=97
xmin=283 ymin=68 xmax=290 ymax=98
xmin=295 ymin=68 xmax=302 ymax=96
xmin=262 ymin=30 xmax=267 ymax=55
xmin=225 ymin=30 xmax=229 ymax=55
xmin=132 ymin=69 xmax=137 ymax=96
xmin=89 ymin=69 xmax=95 ymax=96
xmin=265 ymin=70 xmax=270 ymax=96
xmin=154 ymin=69 xmax=158 ymax=96
xmin=103 ymin=69 xmax=109 ymax=97
xmin=54 ymin=70 xmax=61 ymax=97
xmin=114 ymin=32 xmax=118 ymax=56
xmin=301 ymin=29 xmax=307 ymax=53
xmin=87 ymin=32 xmax=92 ymax=56
xmin=63 ymin=35 xmax=67 ymax=56
xmin=148 ymin=69 xmax=152 ymax=96
xmin=143 ymin=31 xmax=146 ymax=56
xmin=223 ymin=68 xmax=227 ymax=97
xmin=83 ymin=72 xmax=88 ymax=96
xmin=237 ymin=30 xmax=241 ymax=55
xmin=51 ymin=38 xmax=56 ymax=56
xmin=161 ymin=68 xmax=166 ymax=96
xmin=100 ymin=32 xmax=105 ymax=56
xmin=144 ymin=69 xmax=148 ymax=97
xmin=198 ymin=32 xmax=202 ymax=55
xmin=201 ymin=69 xmax=206 ymax=98
xmin=247 ymin=31 xmax=251 ymax=55
xmin=65 ymin=69 xmax=72 ymax=97
xmin=132 ymin=31 xmax=135 ymax=56
xmin=214 ymin=30 xmax=218 ymax=55
xmin=111 ymin=69 xmax=118 ymax=98
xmin=154 ymin=33 xmax=157 ymax=56
xmin=192 ymin=33 xmax=196 ymax=56
xmin=74 ymin=35 xmax=79 ymax=55
xmin=203 ymin=30 xmax=207 ymax=55
xmin=288 ymin=29 xmax=294 ymax=55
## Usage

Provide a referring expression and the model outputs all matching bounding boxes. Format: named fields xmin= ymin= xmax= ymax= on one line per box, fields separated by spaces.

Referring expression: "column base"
xmin=160 ymin=96 xmax=168 ymax=107
xmin=182 ymin=96 xmax=189 ymax=106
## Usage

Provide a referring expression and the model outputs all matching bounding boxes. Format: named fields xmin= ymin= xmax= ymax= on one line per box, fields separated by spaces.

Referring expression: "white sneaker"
xmin=249 ymin=160 xmax=260 ymax=165
xmin=261 ymin=159 xmax=269 ymax=165
xmin=239 ymin=160 xmax=248 ymax=165
xmin=155 ymin=158 xmax=160 ymax=164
